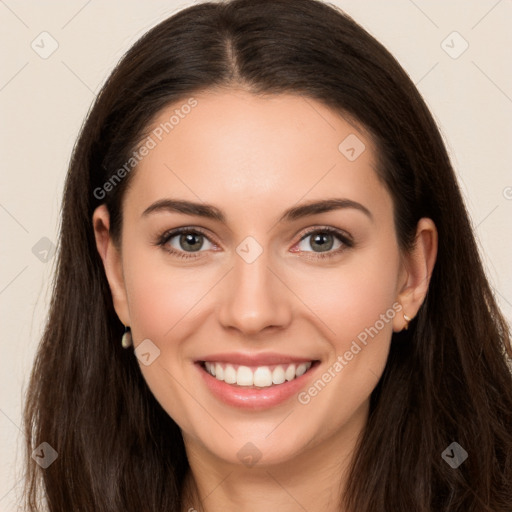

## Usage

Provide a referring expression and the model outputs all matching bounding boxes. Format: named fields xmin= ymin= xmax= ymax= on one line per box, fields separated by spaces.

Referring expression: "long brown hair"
xmin=22 ymin=0 xmax=512 ymax=510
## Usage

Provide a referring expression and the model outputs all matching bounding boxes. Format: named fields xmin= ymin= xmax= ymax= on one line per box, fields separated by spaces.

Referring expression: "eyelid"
xmin=156 ymin=226 xmax=219 ymax=250
xmin=295 ymin=225 xmax=353 ymax=244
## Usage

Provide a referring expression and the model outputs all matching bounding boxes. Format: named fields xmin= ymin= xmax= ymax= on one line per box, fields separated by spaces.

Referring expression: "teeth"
xmin=205 ymin=361 xmax=215 ymax=376
xmin=285 ymin=364 xmax=296 ymax=381
xmin=296 ymin=363 xmax=308 ymax=377
xmin=253 ymin=366 xmax=272 ymax=387
xmin=272 ymin=366 xmax=286 ymax=385
xmin=203 ymin=361 xmax=313 ymax=387
xmin=237 ymin=366 xmax=253 ymax=386
xmin=215 ymin=363 xmax=224 ymax=380
xmin=224 ymin=365 xmax=237 ymax=384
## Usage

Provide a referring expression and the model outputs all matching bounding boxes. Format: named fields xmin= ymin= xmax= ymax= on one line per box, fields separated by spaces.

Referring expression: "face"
xmin=95 ymin=89 xmax=426 ymax=469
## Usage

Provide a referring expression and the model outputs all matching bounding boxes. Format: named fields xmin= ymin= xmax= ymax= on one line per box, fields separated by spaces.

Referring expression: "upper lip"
xmin=195 ymin=352 xmax=319 ymax=366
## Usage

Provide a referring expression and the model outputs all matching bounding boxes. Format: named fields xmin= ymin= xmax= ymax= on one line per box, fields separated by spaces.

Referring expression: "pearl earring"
xmin=121 ymin=326 xmax=132 ymax=348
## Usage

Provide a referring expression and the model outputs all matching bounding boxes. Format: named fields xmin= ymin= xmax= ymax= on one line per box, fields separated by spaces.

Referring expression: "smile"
xmin=195 ymin=358 xmax=321 ymax=410
xmin=201 ymin=361 xmax=315 ymax=388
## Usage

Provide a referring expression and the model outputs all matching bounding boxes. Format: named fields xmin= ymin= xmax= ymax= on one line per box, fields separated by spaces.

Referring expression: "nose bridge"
xmin=217 ymin=240 xmax=292 ymax=334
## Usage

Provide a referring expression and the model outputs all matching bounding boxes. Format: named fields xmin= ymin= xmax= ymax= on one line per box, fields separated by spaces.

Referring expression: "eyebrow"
xmin=142 ymin=197 xmax=373 ymax=224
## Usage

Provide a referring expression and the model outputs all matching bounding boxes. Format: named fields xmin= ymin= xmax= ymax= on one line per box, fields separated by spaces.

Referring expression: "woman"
xmin=22 ymin=0 xmax=512 ymax=510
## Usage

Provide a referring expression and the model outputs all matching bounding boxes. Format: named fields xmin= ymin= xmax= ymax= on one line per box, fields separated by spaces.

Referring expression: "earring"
xmin=121 ymin=326 xmax=132 ymax=348
xmin=403 ymin=314 xmax=412 ymax=331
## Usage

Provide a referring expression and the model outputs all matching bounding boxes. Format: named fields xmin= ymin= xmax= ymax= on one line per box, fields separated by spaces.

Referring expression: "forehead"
xmin=125 ymin=89 xmax=391 ymax=224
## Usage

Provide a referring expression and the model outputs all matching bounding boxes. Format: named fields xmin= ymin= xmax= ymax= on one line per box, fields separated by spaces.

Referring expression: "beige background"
xmin=1 ymin=0 xmax=511 ymax=509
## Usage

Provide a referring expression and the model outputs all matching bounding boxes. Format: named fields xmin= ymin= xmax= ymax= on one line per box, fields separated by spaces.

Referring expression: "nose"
xmin=217 ymin=248 xmax=293 ymax=336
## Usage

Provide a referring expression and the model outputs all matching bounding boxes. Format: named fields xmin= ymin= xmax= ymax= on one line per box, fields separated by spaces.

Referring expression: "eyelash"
xmin=155 ymin=226 xmax=354 ymax=261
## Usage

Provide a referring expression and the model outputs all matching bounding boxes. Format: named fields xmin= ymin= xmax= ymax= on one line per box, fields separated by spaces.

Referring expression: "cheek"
xmin=119 ymin=215 xmax=226 ymax=339
xmin=124 ymin=255 xmax=214 ymax=340
xmin=295 ymin=243 xmax=401 ymax=344
xmin=121 ymin=248 xmax=218 ymax=428
xmin=295 ymin=245 xmax=400 ymax=417
xmin=292 ymin=241 xmax=401 ymax=409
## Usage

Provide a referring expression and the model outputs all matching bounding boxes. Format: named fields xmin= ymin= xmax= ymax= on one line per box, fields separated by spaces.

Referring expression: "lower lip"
xmin=195 ymin=361 xmax=320 ymax=410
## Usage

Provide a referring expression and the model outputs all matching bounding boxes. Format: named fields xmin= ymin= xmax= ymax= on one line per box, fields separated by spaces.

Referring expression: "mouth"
xmin=197 ymin=360 xmax=321 ymax=389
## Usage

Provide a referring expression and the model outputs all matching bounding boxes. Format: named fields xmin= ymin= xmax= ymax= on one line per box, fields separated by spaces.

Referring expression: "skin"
xmin=93 ymin=89 xmax=437 ymax=511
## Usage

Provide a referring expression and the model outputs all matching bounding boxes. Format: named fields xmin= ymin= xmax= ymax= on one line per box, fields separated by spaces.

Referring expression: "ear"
xmin=393 ymin=217 xmax=438 ymax=332
xmin=92 ymin=205 xmax=131 ymax=326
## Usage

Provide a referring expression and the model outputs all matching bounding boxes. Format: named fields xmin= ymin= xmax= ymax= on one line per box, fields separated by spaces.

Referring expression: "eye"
xmin=156 ymin=227 xmax=216 ymax=259
xmin=293 ymin=227 xmax=353 ymax=260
